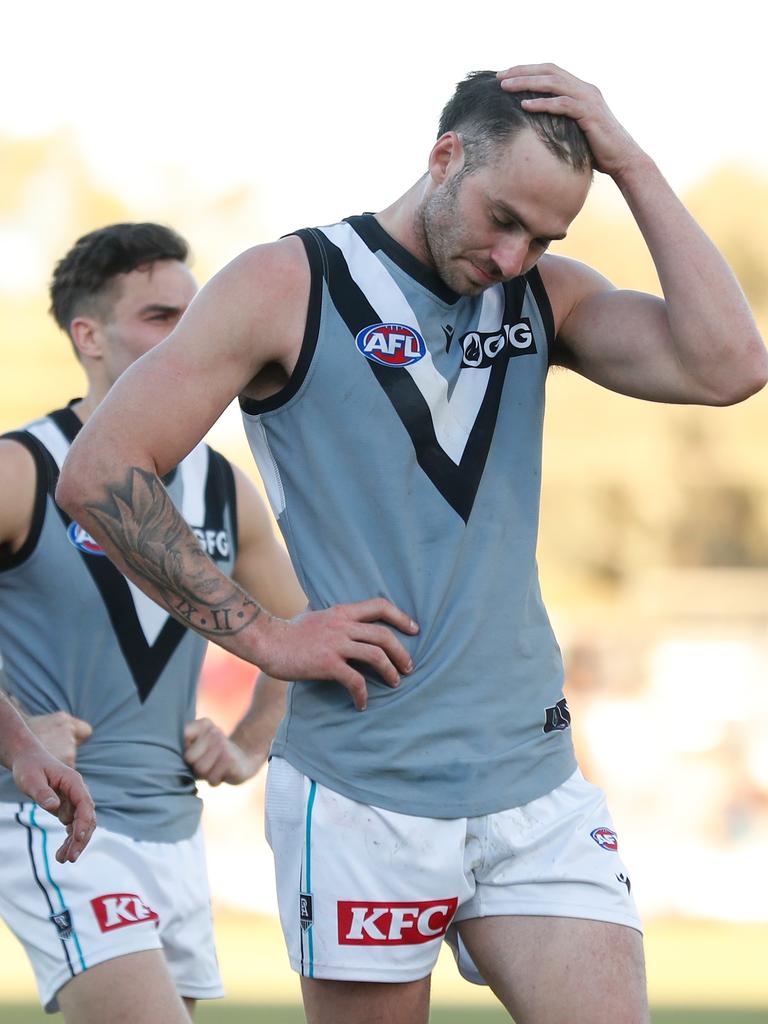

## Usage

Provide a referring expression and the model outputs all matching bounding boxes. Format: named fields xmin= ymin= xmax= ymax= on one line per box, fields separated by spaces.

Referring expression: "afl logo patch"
xmin=356 ymin=323 xmax=426 ymax=367
xmin=67 ymin=522 xmax=106 ymax=556
xmin=590 ymin=827 xmax=619 ymax=851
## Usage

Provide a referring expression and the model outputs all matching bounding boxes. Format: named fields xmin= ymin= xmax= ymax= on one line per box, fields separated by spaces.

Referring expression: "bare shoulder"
xmin=0 ymin=439 xmax=38 ymax=550
xmin=229 ymin=236 xmax=310 ymax=314
xmin=211 ymin=236 xmax=311 ymax=374
xmin=537 ymin=253 xmax=614 ymax=335
xmin=231 ymin=235 xmax=308 ymax=285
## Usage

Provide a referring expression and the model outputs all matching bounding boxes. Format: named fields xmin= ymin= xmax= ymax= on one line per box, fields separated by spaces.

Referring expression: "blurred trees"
xmin=1 ymin=133 xmax=767 ymax=596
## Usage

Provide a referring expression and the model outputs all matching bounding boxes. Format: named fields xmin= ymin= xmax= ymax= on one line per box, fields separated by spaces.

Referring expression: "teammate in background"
xmin=0 ymin=222 xmax=314 ymax=1024
xmin=58 ymin=67 xmax=767 ymax=1024
xmin=0 ymin=673 xmax=95 ymax=864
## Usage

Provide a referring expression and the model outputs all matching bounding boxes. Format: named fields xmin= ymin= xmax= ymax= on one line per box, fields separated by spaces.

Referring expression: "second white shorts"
xmin=265 ymin=757 xmax=641 ymax=984
xmin=0 ymin=803 xmax=223 ymax=1012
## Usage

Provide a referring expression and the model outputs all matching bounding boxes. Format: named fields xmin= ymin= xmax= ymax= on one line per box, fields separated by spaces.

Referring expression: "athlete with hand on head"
xmin=0 ymin=221 xmax=319 ymax=1024
xmin=58 ymin=66 xmax=767 ymax=1024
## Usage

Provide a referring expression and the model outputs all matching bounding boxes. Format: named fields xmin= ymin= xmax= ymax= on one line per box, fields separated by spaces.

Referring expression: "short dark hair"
xmin=438 ymin=70 xmax=594 ymax=174
xmin=49 ymin=222 xmax=190 ymax=334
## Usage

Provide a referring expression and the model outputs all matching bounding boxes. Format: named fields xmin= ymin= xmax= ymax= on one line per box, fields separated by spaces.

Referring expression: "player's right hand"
xmin=12 ymin=746 xmax=96 ymax=863
xmin=28 ymin=711 xmax=93 ymax=767
xmin=257 ymin=598 xmax=419 ymax=711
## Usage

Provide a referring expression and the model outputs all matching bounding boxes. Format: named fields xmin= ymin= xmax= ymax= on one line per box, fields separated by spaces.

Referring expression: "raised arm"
xmin=57 ymin=239 xmax=417 ymax=710
xmin=500 ymin=63 xmax=768 ymax=405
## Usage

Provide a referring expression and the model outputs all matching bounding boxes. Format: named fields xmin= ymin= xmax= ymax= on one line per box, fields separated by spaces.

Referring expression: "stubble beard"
xmin=416 ymin=175 xmax=484 ymax=297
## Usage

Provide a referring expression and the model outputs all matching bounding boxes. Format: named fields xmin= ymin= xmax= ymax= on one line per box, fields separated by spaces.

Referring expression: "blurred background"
xmin=2 ymin=1 xmax=767 ymax=1019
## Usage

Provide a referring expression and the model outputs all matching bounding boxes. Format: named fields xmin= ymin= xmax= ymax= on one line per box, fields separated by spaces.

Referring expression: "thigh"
xmin=0 ymin=804 xmax=221 ymax=1012
xmin=266 ymin=757 xmax=471 ymax=985
xmin=142 ymin=826 xmax=223 ymax=1003
xmin=301 ymin=976 xmax=431 ymax=1024
xmin=458 ymin=915 xmax=649 ymax=1024
xmin=0 ymin=802 xmax=164 ymax=1011
xmin=455 ymin=770 xmax=642 ymax=941
xmin=58 ymin=949 xmax=191 ymax=1024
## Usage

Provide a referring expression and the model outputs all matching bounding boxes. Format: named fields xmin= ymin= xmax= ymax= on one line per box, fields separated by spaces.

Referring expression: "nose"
xmin=489 ymin=236 xmax=529 ymax=279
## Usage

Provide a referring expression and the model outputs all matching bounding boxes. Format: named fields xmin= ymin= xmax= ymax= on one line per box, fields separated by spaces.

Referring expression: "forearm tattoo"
xmin=84 ymin=466 xmax=262 ymax=638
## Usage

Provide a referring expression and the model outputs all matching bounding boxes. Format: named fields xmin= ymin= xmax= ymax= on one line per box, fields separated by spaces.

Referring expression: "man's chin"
xmin=439 ymin=268 xmax=486 ymax=297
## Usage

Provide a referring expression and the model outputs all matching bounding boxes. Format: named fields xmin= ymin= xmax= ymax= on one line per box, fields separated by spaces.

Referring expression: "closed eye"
xmin=490 ymin=212 xmax=518 ymax=230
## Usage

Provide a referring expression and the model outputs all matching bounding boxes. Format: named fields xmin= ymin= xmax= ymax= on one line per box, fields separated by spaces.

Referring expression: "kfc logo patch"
xmin=338 ymin=897 xmax=458 ymax=945
xmin=91 ymin=893 xmax=159 ymax=932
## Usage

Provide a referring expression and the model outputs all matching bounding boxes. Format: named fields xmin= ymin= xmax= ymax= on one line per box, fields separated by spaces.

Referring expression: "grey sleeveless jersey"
xmin=241 ymin=215 xmax=576 ymax=818
xmin=0 ymin=405 xmax=238 ymax=841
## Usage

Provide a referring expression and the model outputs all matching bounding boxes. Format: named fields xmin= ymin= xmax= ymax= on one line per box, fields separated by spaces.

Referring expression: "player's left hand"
xmin=12 ymin=747 xmax=97 ymax=863
xmin=497 ymin=63 xmax=643 ymax=179
xmin=183 ymin=717 xmax=262 ymax=786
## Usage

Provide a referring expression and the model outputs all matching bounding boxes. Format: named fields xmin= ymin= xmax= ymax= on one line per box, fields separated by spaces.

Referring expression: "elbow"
xmin=708 ymin=344 xmax=768 ymax=406
xmin=55 ymin=457 xmax=87 ymax=520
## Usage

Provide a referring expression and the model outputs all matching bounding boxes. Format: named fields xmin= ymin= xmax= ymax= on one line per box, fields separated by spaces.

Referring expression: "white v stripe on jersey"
xmin=320 ymin=222 xmax=505 ymax=465
xmin=26 ymin=419 xmax=71 ymax=470
xmin=127 ymin=442 xmax=209 ymax=645
xmin=178 ymin=443 xmax=209 ymax=527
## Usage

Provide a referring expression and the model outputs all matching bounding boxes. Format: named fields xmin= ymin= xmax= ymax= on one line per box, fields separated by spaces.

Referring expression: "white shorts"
xmin=0 ymin=803 xmax=223 ymax=1012
xmin=266 ymin=757 xmax=641 ymax=984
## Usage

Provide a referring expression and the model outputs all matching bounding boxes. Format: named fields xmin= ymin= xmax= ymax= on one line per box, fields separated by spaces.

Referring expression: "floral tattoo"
xmin=84 ymin=467 xmax=261 ymax=637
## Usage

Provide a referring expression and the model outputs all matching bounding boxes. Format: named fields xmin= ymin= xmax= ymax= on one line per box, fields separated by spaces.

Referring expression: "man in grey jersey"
xmin=58 ymin=66 xmax=767 ymax=1024
xmin=0 ymin=221 xmax=321 ymax=1023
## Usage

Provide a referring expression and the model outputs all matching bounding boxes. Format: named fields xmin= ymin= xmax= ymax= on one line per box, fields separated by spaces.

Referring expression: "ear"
xmin=428 ymin=132 xmax=465 ymax=185
xmin=69 ymin=317 xmax=104 ymax=361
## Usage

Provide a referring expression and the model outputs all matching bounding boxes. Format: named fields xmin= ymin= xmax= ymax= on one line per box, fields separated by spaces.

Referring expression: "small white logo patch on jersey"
xmin=192 ymin=527 xmax=231 ymax=560
xmin=356 ymin=323 xmax=426 ymax=367
xmin=67 ymin=522 xmax=106 ymax=556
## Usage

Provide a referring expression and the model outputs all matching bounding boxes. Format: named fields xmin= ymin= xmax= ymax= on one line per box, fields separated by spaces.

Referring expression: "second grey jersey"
xmin=0 ymin=405 xmax=238 ymax=841
xmin=241 ymin=214 xmax=576 ymax=818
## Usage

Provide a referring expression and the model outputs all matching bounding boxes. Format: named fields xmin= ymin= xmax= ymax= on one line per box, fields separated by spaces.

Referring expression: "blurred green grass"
xmin=3 ymin=1005 xmax=768 ymax=1022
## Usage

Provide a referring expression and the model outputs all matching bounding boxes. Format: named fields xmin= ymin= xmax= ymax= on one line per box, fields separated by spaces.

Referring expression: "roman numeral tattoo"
xmin=84 ymin=466 xmax=262 ymax=638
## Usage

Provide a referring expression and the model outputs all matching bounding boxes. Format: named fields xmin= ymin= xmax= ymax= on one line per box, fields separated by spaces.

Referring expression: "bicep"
xmin=542 ymin=255 xmax=687 ymax=403
xmin=555 ymin=287 xmax=687 ymax=401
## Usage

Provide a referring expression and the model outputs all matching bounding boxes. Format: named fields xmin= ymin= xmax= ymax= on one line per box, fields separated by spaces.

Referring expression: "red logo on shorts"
xmin=590 ymin=827 xmax=619 ymax=851
xmin=91 ymin=893 xmax=159 ymax=932
xmin=337 ymin=898 xmax=458 ymax=945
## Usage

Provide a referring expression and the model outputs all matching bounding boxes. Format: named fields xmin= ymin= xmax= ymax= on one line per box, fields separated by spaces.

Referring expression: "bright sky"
xmin=4 ymin=0 xmax=767 ymax=243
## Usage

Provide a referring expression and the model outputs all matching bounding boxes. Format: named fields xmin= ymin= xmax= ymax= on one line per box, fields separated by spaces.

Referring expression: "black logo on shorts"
xmin=616 ymin=873 xmax=632 ymax=895
xmin=543 ymin=697 xmax=571 ymax=733
xmin=299 ymin=892 xmax=313 ymax=931
xmin=50 ymin=909 xmax=73 ymax=940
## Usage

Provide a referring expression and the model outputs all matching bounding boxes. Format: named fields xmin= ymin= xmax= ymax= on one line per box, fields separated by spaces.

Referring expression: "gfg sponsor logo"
xmin=337 ymin=897 xmax=458 ymax=945
xmin=192 ymin=527 xmax=231 ymax=560
xmin=460 ymin=318 xmax=536 ymax=368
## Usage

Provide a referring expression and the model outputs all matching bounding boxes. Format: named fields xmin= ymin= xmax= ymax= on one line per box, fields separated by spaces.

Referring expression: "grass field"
xmin=2 ymin=913 xmax=767 ymax=1022
xmin=2 ymin=1004 xmax=768 ymax=1022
